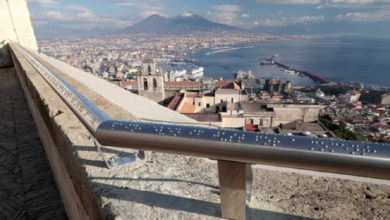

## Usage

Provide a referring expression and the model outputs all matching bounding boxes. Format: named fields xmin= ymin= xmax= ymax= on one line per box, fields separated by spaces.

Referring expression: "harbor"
xmin=262 ymin=56 xmax=330 ymax=85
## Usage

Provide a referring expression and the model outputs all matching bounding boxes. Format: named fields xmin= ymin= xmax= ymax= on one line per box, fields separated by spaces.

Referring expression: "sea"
xmin=172 ymin=36 xmax=390 ymax=88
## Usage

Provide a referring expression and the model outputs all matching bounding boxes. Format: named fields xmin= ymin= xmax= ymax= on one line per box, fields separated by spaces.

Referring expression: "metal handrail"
xmin=12 ymin=43 xmax=390 ymax=180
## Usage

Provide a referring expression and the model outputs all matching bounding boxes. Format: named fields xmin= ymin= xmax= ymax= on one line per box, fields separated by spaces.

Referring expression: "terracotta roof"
xmin=165 ymin=81 xmax=200 ymax=86
xmin=374 ymin=123 xmax=388 ymax=130
xmin=167 ymin=94 xmax=183 ymax=110
xmin=214 ymin=81 xmax=241 ymax=90
xmin=180 ymin=102 xmax=195 ymax=114
xmin=121 ymin=80 xmax=137 ymax=88
xmin=116 ymin=72 xmax=124 ymax=78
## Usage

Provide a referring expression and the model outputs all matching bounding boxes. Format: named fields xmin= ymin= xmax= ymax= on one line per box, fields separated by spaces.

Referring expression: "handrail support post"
xmin=218 ymin=160 xmax=248 ymax=220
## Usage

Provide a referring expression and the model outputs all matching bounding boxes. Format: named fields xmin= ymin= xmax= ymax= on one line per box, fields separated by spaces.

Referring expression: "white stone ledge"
xmin=33 ymin=51 xmax=198 ymax=124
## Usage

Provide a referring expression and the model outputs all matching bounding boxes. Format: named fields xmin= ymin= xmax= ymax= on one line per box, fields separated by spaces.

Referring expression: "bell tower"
xmin=137 ymin=58 xmax=164 ymax=102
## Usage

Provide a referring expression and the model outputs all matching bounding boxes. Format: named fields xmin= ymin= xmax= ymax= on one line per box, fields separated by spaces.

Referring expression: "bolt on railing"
xmin=11 ymin=43 xmax=390 ymax=220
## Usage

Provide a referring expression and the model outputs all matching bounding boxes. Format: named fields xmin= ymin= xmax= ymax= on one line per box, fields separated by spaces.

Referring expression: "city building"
xmin=360 ymin=90 xmax=390 ymax=105
xmin=339 ymin=90 xmax=361 ymax=103
xmin=136 ymin=58 xmax=164 ymax=102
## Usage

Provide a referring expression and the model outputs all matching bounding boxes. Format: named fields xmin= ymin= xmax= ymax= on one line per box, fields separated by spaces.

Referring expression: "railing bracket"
xmin=92 ymin=137 xmax=144 ymax=169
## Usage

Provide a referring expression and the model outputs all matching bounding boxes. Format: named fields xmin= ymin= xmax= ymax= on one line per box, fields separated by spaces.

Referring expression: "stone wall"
xmin=0 ymin=43 xmax=12 ymax=68
xmin=10 ymin=45 xmax=104 ymax=220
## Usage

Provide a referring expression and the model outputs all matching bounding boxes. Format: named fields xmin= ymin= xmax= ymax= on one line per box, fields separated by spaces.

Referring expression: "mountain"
xmin=120 ymin=13 xmax=241 ymax=35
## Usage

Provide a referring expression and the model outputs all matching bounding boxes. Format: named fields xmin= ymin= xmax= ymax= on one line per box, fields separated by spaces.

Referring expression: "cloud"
xmin=295 ymin=15 xmax=325 ymax=23
xmin=208 ymin=4 xmax=244 ymax=26
xmin=31 ymin=10 xmax=131 ymax=29
xmin=241 ymin=13 xmax=251 ymax=18
xmin=317 ymin=0 xmax=390 ymax=9
xmin=255 ymin=15 xmax=325 ymax=26
xmin=64 ymin=5 xmax=91 ymax=12
xmin=211 ymin=4 xmax=242 ymax=12
xmin=252 ymin=0 xmax=390 ymax=7
xmin=336 ymin=5 xmax=390 ymax=22
xmin=28 ymin=0 xmax=91 ymax=12
xmin=30 ymin=0 xmax=165 ymax=32
xmin=28 ymin=0 xmax=59 ymax=8
xmin=254 ymin=0 xmax=321 ymax=4
xmin=139 ymin=10 xmax=167 ymax=18
xmin=113 ymin=0 xmax=166 ymax=18
xmin=257 ymin=17 xmax=289 ymax=26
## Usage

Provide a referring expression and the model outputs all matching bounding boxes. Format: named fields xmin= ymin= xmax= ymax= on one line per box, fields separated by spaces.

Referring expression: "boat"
xmin=284 ymin=69 xmax=295 ymax=74
xmin=174 ymin=69 xmax=187 ymax=77
xmin=189 ymin=67 xmax=204 ymax=80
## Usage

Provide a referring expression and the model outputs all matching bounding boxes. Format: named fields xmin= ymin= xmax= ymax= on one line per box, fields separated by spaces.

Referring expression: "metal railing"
xmin=12 ymin=43 xmax=390 ymax=220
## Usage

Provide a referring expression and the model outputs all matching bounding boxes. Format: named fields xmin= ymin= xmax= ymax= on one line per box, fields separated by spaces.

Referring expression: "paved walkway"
xmin=0 ymin=68 xmax=67 ymax=219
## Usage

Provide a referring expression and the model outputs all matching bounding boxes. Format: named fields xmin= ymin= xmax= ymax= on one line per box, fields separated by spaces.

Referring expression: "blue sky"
xmin=28 ymin=0 xmax=390 ymax=31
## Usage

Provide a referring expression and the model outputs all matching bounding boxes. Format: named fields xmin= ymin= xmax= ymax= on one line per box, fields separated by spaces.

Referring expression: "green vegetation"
xmin=319 ymin=115 xmax=363 ymax=141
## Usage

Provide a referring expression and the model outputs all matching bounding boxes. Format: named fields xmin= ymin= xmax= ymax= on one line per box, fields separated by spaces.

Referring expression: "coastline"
xmin=183 ymin=37 xmax=390 ymax=88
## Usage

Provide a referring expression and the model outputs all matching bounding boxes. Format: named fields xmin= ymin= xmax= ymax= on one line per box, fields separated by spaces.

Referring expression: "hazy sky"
xmin=28 ymin=0 xmax=390 ymax=31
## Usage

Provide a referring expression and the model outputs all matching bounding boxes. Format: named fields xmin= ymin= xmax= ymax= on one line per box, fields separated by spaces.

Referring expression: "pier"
xmin=264 ymin=58 xmax=331 ymax=84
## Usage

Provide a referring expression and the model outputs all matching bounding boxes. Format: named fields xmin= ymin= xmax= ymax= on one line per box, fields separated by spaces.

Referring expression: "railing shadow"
xmin=94 ymin=181 xmax=314 ymax=220
xmin=79 ymin=146 xmax=313 ymax=219
xmin=92 ymin=176 xmax=219 ymax=190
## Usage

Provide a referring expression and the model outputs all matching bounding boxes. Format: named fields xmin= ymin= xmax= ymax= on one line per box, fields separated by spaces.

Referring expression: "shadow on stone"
xmin=94 ymin=182 xmax=313 ymax=220
xmin=92 ymin=176 xmax=219 ymax=190
xmin=78 ymin=158 xmax=107 ymax=168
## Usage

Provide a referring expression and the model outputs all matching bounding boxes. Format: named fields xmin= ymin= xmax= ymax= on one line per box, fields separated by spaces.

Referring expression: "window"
xmin=220 ymin=99 xmax=223 ymax=103
xmin=231 ymin=98 xmax=234 ymax=103
xmin=153 ymin=78 xmax=157 ymax=89
xmin=143 ymin=78 xmax=148 ymax=90
xmin=148 ymin=65 xmax=151 ymax=75
xmin=250 ymin=119 xmax=254 ymax=124
xmin=206 ymin=103 xmax=210 ymax=108
xmin=198 ymin=102 xmax=201 ymax=107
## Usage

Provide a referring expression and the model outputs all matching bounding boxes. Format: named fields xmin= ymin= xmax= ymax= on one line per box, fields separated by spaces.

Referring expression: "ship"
xmin=189 ymin=67 xmax=204 ymax=80
xmin=284 ymin=69 xmax=295 ymax=74
xmin=174 ymin=69 xmax=187 ymax=77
